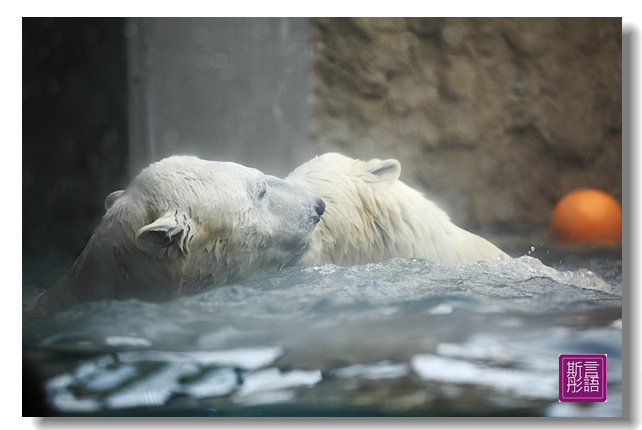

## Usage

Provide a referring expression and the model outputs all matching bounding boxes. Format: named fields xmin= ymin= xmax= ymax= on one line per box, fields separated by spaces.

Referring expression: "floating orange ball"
xmin=551 ymin=188 xmax=622 ymax=245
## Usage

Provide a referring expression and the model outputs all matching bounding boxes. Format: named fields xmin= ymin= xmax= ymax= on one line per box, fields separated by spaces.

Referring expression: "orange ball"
xmin=551 ymin=188 xmax=622 ymax=245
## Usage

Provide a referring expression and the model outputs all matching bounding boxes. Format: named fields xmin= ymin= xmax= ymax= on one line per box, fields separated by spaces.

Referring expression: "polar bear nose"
xmin=315 ymin=198 xmax=326 ymax=217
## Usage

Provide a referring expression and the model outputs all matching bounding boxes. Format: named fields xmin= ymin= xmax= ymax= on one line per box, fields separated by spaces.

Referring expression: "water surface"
xmin=23 ymin=246 xmax=623 ymax=417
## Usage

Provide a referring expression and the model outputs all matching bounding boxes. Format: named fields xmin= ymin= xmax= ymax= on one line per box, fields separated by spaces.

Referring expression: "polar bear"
xmin=36 ymin=156 xmax=325 ymax=312
xmin=286 ymin=153 xmax=510 ymax=266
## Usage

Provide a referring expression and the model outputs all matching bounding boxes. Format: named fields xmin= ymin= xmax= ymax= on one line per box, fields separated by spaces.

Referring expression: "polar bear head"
xmin=286 ymin=152 xmax=402 ymax=266
xmin=36 ymin=155 xmax=325 ymax=312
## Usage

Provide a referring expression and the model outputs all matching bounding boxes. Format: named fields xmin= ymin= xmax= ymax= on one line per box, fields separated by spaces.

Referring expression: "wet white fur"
xmin=287 ymin=153 xmax=510 ymax=266
xmin=37 ymin=156 xmax=323 ymax=312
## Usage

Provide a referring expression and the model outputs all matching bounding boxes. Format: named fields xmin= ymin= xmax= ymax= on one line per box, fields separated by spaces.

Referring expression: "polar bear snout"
xmin=306 ymin=197 xmax=325 ymax=228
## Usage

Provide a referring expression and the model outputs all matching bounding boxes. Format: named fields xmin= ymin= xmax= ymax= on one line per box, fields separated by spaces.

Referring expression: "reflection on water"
xmin=23 ymin=248 xmax=623 ymax=417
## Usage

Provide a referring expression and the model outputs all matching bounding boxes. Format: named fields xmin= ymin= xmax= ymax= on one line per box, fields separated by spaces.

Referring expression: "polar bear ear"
xmin=364 ymin=158 xmax=401 ymax=184
xmin=105 ymin=190 xmax=124 ymax=211
xmin=136 ymin=209 xmax=195 ymax=259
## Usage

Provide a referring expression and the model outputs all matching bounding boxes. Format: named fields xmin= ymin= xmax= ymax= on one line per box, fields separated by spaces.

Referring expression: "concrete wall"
xmin=126 ymin=17 xmax=312 ymax=178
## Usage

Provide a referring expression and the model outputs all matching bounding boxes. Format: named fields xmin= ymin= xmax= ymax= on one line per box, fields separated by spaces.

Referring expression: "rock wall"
xmin=309 ymin=18 xmax=622 ymax=232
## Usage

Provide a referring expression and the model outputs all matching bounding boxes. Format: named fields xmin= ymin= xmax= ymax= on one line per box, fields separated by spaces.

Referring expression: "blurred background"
xmin=22 ymin=17 xmax=622 ymax=262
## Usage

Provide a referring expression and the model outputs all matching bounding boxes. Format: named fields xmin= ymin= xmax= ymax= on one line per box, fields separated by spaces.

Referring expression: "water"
xmin=22 ymin=247 xmax=623 ymax=417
